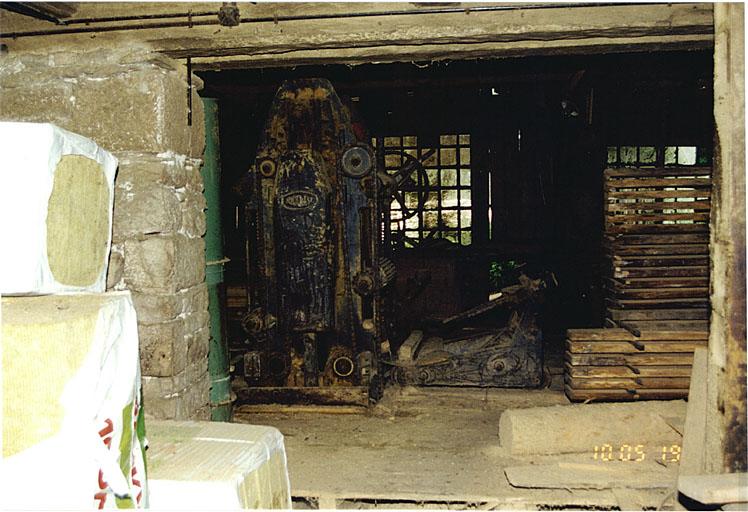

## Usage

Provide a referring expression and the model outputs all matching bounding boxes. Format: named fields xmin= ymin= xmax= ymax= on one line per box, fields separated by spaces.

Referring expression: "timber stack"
xmin=565 ymin=165 xmax=712 ymax=402
xmin=565 ymin=328 xmax=708 ymax=401
xmin=603 ymin=166 xmax=711 ymax=328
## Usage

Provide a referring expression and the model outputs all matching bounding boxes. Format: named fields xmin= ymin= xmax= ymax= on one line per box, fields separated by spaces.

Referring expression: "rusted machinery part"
xmin=353 ymin=270 xmax=376 ymax=297
xmin=340 ymin=144 xmax=374 ymax=178
xmin=284 ymin=348 xmax=306 ymax=387
xmin=388 ymin=309 xmax=544 ymax=388
xmin=391 ymin=365 xmax=437 ymax=386
xmin=391 ymin=350 xmax=537 ymax=387
xmin=353 ymin=258 xmax=397 ymax=297
xmin=267 ymin=352 xmax=290 ymax=379
xmin=380 ymin=149 xmax=435 ymax=220
xmin=378 ymin=257 xmax=396 ymax=287
xmin=246 ymin=349 xmax=292 ymax=385
xmin=333 ymin=355 xmax=355 ymax=377
xmin=257 ymin=157 xmax=276 ymax=178
xmin=217 ymin=2 xmax=240 ymax=26
xmin=322 ymin=345 xmax=356 ymax=385
xmin=241 ymin=308 xmax=265 ymax=334
xmin=441 ymin=273 xmax=549 ymax=326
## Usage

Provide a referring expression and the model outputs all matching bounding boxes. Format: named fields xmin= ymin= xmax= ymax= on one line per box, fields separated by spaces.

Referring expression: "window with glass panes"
xmin=375 ymin=134 xmax=472 ymax=247
xmin=606 ymin=145 xmax=712 ymax=167
xmin=605 ymin=145 xmax=712 ymax=224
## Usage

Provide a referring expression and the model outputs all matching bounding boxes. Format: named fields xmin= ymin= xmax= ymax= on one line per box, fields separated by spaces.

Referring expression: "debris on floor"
xmin=231 ymin=386 xmax=684 ymax=509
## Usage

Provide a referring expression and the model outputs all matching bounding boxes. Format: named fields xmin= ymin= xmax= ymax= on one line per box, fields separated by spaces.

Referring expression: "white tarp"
xmin=1 ymin=291 xmax=149 ymax=509
xmin=0 ymin=122 xmax=117 ymax=295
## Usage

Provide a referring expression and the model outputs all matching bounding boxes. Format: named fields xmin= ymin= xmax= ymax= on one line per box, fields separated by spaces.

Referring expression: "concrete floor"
xmin=232 ymin=386 xmax=680 ymax=509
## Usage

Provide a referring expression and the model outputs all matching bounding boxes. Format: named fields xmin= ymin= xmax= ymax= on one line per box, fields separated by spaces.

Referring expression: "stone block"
xmin=116 ymin=153 xmax=190 ymax=189
xmin=0 ymin=83 xmax=75 ymax=126
xmin=70 ymin=69 xmax=190 ymax=154
xmin=0 ymin=49 xmax=181 ymax=85
xmin=142 ymin=379 xmax=181 ymax=419
xmin=106 ymin=244 xmax=125 ymax=291
xmin=141 ymin=360 xmax=210 ymax=420
xmin=130 ymin=284 xmax=208 ymax=325
xmin=192 ymin=405 xmax=211 ymax=421
xmin=184 ymin=309 xmax=210 ymax=336
xmin=185 ymin=370 xmax=211 ymax=415
xmin=0 ymin=51 xmax=205 ymax=156
xmin=141 ymin=370 xmax=187 ymax=401
xmin=112 ymin=182 xmax=182 ymax=242
xmin=182 ymin=284 xmax=209 ymax=316
xmin=189 ymin=87 xmax=206 ymax=159
xmin=187 ymin=359 xmax=209 ymax=384
xmin=138 ymin=318 xmax=187 ymax=377
xmin=131 ymin=293 xmax=181 ymax=326
xmin=142 ymin=395 xmax=179 ymax=420
xmin=185 ymin=158 xmax=205 ymax=191
xmin=180 ymin=189 xmax=207 ymax=239
xmin=187 ymin=326 xmax=211 ymax=364
xmin=123 ymin=234 xmax=204 ymax=294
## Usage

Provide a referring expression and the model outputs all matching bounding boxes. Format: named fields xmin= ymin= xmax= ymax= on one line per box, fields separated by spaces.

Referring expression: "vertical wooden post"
xmin=708 ymin=2 xmax=746 ymax=473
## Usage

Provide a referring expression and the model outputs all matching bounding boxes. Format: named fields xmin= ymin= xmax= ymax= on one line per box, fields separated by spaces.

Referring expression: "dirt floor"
xmin=232 ymin=386 xmax=682 ymax=510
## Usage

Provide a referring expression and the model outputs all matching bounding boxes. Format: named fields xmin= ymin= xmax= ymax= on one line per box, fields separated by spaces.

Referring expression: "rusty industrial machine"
xmin=236 ymin=78 xmax=400 ymax=405
xmin=235 ymin=78 xmax=547 ymax=405
xmin=390 ymin=274 xmax=549 ymax=388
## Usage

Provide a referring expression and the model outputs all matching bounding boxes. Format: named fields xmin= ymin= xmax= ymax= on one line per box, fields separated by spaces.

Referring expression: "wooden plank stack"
xmin=603 ymin=166 xmax=712 ymax=327
xmin=226 ymin=284 xmax=249 ymax=322
xmin=565 ymin=166 xmax=712 ymax=401
xmin=565 ymin=328 xmax=708 ymax=401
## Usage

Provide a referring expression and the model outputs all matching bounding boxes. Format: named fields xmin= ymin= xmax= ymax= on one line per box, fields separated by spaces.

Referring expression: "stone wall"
xmin=0 ymin=47 xmax=211 ymax=420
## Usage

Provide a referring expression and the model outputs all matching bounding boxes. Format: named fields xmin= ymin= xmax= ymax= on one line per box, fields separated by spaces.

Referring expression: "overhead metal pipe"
xmin=61 ymin=10 xmax=216 ymax=25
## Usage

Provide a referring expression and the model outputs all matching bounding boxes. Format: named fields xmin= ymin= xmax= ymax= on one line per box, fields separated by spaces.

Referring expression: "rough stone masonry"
xmin=0 ymin=46 xmax=210 ymax=419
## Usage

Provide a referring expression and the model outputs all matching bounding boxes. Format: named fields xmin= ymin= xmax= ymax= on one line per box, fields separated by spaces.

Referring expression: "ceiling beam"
xmin=0 ymin=2 xmax=77 ymax=24
xmin=0 ymin=3 xmax=713 ymax=68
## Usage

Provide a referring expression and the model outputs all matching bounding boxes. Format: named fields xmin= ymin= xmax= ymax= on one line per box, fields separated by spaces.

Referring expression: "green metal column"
xmin=202 ymin=97 xmax=231 ymax=421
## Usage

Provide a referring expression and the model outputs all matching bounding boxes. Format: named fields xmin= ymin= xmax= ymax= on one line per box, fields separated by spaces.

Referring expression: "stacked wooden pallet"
xmin=603 ymin=166 xmax=711 ymax=328
xmin=565 ymin=328 xmax=708 ymax=401
xmin=226 ymin=284 xmax=249 ymax=322
xmin=565 ymin=166 xmax=713 ymax=401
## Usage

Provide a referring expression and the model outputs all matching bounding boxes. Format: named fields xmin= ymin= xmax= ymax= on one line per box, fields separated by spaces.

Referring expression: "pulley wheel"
xmin=333 ymin=356 xmax=355 ymax=377
xmin=341 ymin=145 xmax=373 ymax=178
xmin=258 ymin=158 xmax=276 ymax=178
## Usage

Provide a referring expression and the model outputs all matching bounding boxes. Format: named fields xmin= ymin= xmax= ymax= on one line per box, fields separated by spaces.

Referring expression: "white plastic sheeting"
xmin=1 ymin=292 xmax=148 ymax=509
xmin=0 ymin=122 xmax=117 ymax=294
xmin=147 ymin=420 xmax=292 ymax=509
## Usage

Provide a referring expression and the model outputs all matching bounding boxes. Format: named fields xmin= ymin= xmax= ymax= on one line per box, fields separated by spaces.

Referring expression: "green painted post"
xmin=202 ymin=97 xmax=231 ymax=421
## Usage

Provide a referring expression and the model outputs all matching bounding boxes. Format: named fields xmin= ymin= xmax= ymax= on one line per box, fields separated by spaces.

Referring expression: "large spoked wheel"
xmin=379 ymin=149 xmax=435 ymax=220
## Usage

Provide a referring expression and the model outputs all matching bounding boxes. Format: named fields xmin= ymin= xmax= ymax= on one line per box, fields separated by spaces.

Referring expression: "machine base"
xmin=235 ymin=386 xmax=370 ymax=407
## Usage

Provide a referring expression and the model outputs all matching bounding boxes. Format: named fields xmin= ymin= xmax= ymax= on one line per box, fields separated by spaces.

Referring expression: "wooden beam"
xmin=157 ymin=4 xmax=716 ymax=59
xmin=397 ymin=330 xmax=424 ymax=363
xmin=708 ymin=2 xmax=747 ymax=474
xmin=0 ymin=4 xmax=714 ymax=67
xmin=190 ymin=35 xmax=714 ymax=71
xmin=0 ymin=2 xmax=77 ymax=23
xmin=505 ymin=462 xmax=678 ymax=490
xmin=680 ymin=348 xmax=708 ymax=477
xmin=678 ymin=473 xmax=748 ymax=504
